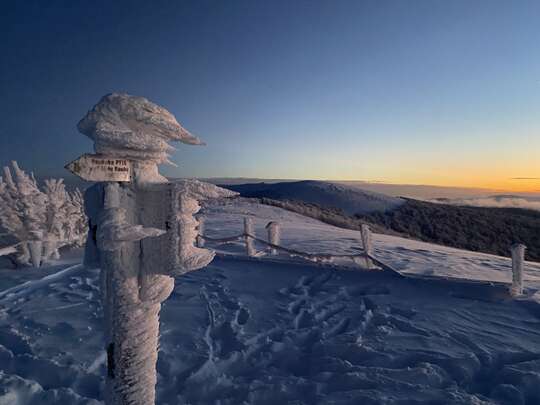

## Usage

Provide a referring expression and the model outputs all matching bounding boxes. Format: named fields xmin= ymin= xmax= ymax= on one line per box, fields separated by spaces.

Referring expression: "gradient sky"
xmin=1 ymin=0 xmax=539 ymax=192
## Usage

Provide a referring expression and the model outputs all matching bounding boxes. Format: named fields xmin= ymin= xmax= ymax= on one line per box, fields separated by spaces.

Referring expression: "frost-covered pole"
xmin=266 ymin=221 xmax=280 ymax=255
xmin=196 ymin=217 xmax=205 ymax=248
xmin=360 ymin=224 xmax=373 ymax=269
xmin=511 ymin=243 xmax=526 ymax=297
xmin=97 ymin=181 xmax=168 ymax=405
xmin=71 ymin=93 xmax=235 ymax=405
xmin=244 ymin=217 xmax=256 ymax=257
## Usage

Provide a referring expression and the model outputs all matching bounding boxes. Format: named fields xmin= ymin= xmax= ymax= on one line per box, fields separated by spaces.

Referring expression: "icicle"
xmin=3 ymin=166 xmax=14 ymax=189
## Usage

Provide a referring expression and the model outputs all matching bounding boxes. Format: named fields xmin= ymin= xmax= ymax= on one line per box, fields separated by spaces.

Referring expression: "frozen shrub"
xmin=0 ymin=161 xmax=87 ymax=267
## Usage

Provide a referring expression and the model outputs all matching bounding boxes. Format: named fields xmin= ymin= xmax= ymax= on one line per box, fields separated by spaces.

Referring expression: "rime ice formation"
xmin=0 ymin=161 xmax=87 ymax=267
xmin=79 ymin=93 xmax=236 ymax=405
xmin=77 ymin=93 xmax=204 ymax=165
xmin=89 ymin=183 xmax=168 ymax=405
xmin=170 ymin=180 xmax=237 ymax=274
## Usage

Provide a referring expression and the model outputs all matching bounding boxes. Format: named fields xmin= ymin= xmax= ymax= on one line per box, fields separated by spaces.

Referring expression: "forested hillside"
xmin=226 ymin=186 xmax=540 ymax=262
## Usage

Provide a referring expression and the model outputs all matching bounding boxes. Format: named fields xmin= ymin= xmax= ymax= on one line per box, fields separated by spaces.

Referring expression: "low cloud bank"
xmin=430 ymin=197 xmax=540 ymax=212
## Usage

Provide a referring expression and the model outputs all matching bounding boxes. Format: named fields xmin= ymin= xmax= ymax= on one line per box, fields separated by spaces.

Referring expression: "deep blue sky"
xmin=1 ymin=0 xmax=539 ymax=190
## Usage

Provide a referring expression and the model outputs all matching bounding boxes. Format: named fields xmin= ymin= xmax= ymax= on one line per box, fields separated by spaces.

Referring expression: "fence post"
xmin=196 ymin=217 xmax=205 ymax=248
xmin=511 ymin=243 xmax=526 ymax=297
xmin=266 ymin=221 xmax=280 ymax=255
xmin=244 ymin=217 xmax=256 ymax=257
xmin=360 ymin=224 xmax=373 ymax=269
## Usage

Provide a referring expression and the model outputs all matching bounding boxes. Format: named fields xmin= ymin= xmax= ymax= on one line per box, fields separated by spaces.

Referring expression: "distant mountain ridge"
xmin=224 ymin=180 xmax=404 ymax=216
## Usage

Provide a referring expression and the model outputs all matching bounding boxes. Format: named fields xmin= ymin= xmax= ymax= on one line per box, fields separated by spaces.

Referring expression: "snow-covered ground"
xmin=1 ymin=198 xmax=540 ymax=404
xmin=205 ymin=199 xmax=540 ymax=291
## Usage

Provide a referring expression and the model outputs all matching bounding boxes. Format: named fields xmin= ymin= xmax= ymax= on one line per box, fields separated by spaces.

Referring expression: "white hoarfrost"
xmin=172 ymin=180 xmax=237 ymax=273
xmin=77 ymin=93 xmax=205 ymax=165
xmin=79 ymin=93 xmax=237 ymax=405
xmin=0 ymin=161 xmax=87 ymax=267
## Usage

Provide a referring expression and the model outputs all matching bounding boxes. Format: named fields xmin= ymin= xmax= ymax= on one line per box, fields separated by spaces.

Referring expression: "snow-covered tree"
xmin=0 ymin=161 xmax=87 ymax=267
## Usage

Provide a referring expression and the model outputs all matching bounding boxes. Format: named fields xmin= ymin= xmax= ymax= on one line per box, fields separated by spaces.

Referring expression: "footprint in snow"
xmin=347 ymin=284 xmax=390 ymax=297
xmin=235 ymin=307 xmax=250 ymax=326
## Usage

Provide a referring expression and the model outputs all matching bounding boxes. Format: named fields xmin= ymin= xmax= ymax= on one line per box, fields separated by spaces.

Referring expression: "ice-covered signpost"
xmin=67 ymin=93 xmax=235 ymax=405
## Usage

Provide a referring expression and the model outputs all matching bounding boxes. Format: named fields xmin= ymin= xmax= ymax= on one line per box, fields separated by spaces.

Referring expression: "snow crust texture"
xmin=77 ymin=93 xmax=204 ymax=163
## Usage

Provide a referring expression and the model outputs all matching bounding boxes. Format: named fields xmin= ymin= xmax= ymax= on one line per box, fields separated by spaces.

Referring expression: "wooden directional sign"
xmin=65 ymin=154 xmax=132 ymax=182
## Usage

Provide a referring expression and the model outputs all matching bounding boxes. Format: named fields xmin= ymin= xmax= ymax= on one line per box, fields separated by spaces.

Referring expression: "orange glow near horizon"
xmin=334 ymin=173 xmax=540 ymax=193
xmin=339 ymin=176 xmax=540 ymax=194
xmin=331 ymin=179 xmax=540 ymax=194
xmin=322 ymin=147 xmax=540 ymax=193
xmin=283 ymin=128 xmax=540 ymax=195
xmin=390 ymin=179 xmax=539 ymax=193
xmin=302 ymin=167 xmax=540 ymax=194
xmin=394 ymin=170 xmax=540 ymax=193
xmin=372 ymin=170 xmax=540 ymax=193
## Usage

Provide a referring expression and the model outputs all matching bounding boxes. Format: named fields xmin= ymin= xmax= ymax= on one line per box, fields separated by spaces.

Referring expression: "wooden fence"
xmin=0 ymin=218 xmax=528 ymax=297
xmin=197 ymin=217 xmax=528 ymax=297
xmin=197 ymin=217 xmax=396 ymax=271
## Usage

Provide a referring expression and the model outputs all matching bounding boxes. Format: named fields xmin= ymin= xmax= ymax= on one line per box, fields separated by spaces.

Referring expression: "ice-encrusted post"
xmin=266 ymin=221 xmax=280 ymax=255
xmin=244 ymin=217 xmax=256 ymax=257
xmin=360 ymin=224 xmax=373 ymax=269
xmin=74 ymin=93 xmax=236 ymax=405
xmin=196 ymin=217 xmax=205 ymax=248
xmin=511 ymin=243 xmax=526 ymax=297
